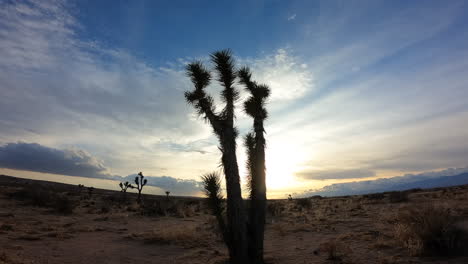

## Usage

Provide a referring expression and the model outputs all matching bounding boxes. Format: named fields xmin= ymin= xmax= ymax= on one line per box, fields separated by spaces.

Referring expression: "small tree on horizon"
xmin=119 ymin=181 xmax=135 ymax=202
xmin=134 ymin=172 xmax=147 ymax=204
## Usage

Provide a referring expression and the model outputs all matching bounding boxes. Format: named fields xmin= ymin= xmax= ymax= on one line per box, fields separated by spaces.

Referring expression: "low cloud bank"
xmin=0 ymin=142 xmax=111 ymax=178
xmin=0 ymin=142 xmax=202 ymax=196
xmin=297 ymin=168 xmax=376 ymax=180
xmin=299 ymin=167 xmax=468 ymax=197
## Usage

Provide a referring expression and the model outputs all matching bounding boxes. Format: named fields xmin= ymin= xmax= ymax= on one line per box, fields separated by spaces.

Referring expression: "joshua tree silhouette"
xmin=239 ymin=66 xmax=270 ymax=263
xmin=134 ymin=172 xmax=147 ymax=204
xmin=186 ymin=50 xmax=270 ymax=264
xmin=185 ymin=50 xmax=248 ymax=263
xmin=119 ymin=181 xmax=135 ymax=202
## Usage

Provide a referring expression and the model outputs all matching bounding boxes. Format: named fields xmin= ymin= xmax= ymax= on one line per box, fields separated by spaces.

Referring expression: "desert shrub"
xmin=365 ymin=193 xmax=385 ymax=200
xmin=388 ymin=191 xmax=409 ymax=203
xmin=128 ymin=224 xmax=210 ymax=248
xmin=10 ymin=186 xmax=53 ymax=207
xmin=394 ymin=205 xmax=468 ymax=256
xmin=9 ymin=185 xmax=75 ymax=214
xmin=140 ymin=200 xmax=167 ymax=216
xmin=318 ymin=239 xmax=353 ymax=261
xmin=99 ymin=203 xmax=111 ymax=214
xmin=53 ymin=194 xmax=75 ymax=214
xmin=295 ymin=198 xmax=312 ymax=209
xmin=267 ymin=201 xmax=285 ymax=217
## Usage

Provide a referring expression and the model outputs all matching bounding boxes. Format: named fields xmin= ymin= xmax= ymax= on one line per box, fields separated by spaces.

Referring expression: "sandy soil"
xmin=1 ymin=175 xmax=468 ymax=264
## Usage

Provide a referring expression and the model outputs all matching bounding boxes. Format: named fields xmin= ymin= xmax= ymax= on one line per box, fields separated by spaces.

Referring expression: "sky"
xmin=1 ymin=0 xmax=468 ymax=198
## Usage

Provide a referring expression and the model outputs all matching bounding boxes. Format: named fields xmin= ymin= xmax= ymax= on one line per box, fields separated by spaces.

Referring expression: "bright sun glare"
xmin=265 ymin=143 xmax=305 ymax=190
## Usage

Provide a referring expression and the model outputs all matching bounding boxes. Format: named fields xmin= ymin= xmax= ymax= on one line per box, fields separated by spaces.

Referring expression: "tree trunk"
xmin=249 ymin=120 xmax=267 ymax=263
xmin=137 ymin=190 xmax=142 ymax=204
xmin=221 ymin=129 xmax=249 ymax=264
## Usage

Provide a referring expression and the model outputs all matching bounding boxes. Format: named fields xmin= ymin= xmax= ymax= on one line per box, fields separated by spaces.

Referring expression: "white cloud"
xmin=287 ymin=14 xmax=296 ymax=21
xmin=240 ymin=49 xmax=314 ymax=102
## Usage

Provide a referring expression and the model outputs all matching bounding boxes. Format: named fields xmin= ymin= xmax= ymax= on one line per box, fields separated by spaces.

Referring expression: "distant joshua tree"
xmin=134 ymin=172 xmax=147 ymax=204
xmin=119 ymin=181 xmax=135 ymax=202
xmin=87 ymin=187 xmax=94 ymax=198
xmin=185 ymin=49 xmax=270 ymax=264
xmin=165 ymin=191 xmax=170 ymax=199
xmin=77 ymin=184 xmax=84 ymax=195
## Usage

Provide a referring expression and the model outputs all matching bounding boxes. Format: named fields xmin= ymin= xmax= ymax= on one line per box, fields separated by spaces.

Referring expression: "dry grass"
xmin=394 ymin=204 xmax=468 ymax=256
xmin=319 ymin=239 xmax=353 ymax=263
xmin=128 ymin=224 xmax=211 ymax=248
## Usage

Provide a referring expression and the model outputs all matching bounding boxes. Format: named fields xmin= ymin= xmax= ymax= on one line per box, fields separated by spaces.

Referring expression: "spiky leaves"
xmin=202 ymin=172 xmax=229 ymax=248
xmin=211 ymin=50 xmax=239 ymax=122
xmin=185 ymin=61 xmax=222 ymax=134
xmin=238 ymin=67 xmax=270 ymax=121
xmin=244 ymin=133 xmax=256 ymax=198
xmin=239 ymin=66 xmax=270 ymax=264
xmin=202 ymin=172 xmax=223 ymax=205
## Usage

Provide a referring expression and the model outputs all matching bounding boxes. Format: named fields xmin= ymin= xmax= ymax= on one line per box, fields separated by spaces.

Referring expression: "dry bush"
xmin=53 ymin=195 xmax=75 ymax=214
xmin=140 ymin=200 xmax=196 ymax=217
xmin=9 ymin=186 xmax=76 ymax=214
xmin=394 ymin=204 xmax=468 ymax=256
xmin=0 ymin=252 xmax=23 ymax=264
xmin=364 ymin=193 xmax=385 ymax=201
xmin=388 ymin=191 xmax=409 ymax=203
xmin=267 ymin=201 xmax=285 ymax=218
xmin=9 ymin=186 xmax=53 ymax=206
xmin=318 ymin=239 xmax=353 ymax=262
xmin=295 ymin=198 xmax=312 ymax=209
xmin=129 ymin=224 xmax=210 ymax=248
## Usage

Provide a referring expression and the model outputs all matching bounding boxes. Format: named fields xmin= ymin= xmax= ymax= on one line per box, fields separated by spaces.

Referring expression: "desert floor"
xmin=1 ymin=175 xmax=468 ymax=264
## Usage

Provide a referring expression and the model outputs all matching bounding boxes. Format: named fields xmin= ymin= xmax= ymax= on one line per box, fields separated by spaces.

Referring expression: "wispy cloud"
xmin=0 ymin=0 xmax=309 ymax=184
xmin=287 ymin=14 xmax=296 ymax=21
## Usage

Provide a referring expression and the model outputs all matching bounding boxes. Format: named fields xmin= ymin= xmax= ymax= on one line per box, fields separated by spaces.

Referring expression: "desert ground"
xmin=1 ymin=175 xmax=467 ymax=264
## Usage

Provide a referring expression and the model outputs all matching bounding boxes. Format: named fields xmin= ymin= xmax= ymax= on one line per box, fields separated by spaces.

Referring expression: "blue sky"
xmin=1 ymin=0 xmax=468 ymax=197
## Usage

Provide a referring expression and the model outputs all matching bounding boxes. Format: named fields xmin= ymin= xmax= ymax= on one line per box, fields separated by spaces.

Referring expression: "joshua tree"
xmin=238 ymin=67 xmax=270 ymax=263
xmin=165 ymin=191 xmax=170 ymax=199
xmin=134 ymin=172 xmax=147 ymax=204
xmin=202 ymin=172 xmax=229 ymax=246
xmin=185 ymin=50 xmax=248 ymax=263
xmin=77 ymin=184 xmax=84 ymax=195
xmin=119 ymin=181 xmax=134 ymax=202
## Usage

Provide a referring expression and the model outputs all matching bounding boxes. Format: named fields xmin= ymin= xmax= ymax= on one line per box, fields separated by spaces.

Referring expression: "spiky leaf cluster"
xmin=119 ymin=181 xmax=134 ymax=192
xmin=202 ymin=171 xmax=228 ymax=245
xmin=238 ymin=67 xmax=270 ymax=120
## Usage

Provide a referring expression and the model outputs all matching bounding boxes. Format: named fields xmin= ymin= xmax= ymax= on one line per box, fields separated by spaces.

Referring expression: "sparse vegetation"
xmin=388 ymin=191 xmax=409 ymax=203
xmin=9 ymin=185 xmax=75 ymax=214
xmin=394 ymin=204 xmax=468 ymax=256
xmin=295 ymin=198 xmax=312 ymax=209
xmin=119 ymin=181 xmax=134 ymax=203
xmin=1 ymin=175 xmax=468 ymax=264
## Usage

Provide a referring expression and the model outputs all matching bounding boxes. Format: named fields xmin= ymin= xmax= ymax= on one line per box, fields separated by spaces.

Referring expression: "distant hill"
xmin=384 ymin=172 xmax=468 ymax=192
xmin=302 ymin=171 xmax=468 ymax=197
